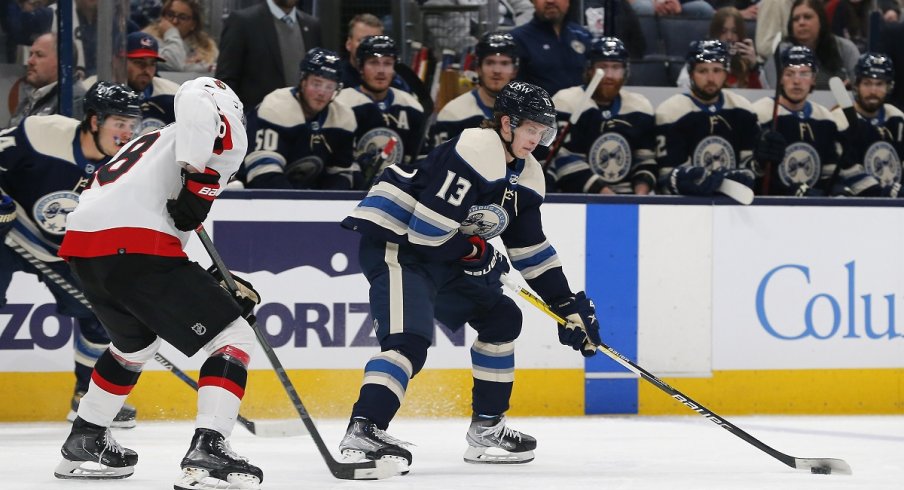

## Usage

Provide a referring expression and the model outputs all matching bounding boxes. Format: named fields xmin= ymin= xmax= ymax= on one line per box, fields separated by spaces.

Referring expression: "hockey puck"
xmin=810 ymin=466 xmax=831 ymax=475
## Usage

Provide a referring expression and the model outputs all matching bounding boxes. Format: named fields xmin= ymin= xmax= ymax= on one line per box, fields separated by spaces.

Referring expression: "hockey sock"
xmin=470 ymin=340 xmax=515 ymax=415
xmin=77 ymin=348 xmax=142 ymax=427
xmin=196 ymin=345 xmax=249 ymax=438
xmin=351 ymin=350 xmax=414 ymax=430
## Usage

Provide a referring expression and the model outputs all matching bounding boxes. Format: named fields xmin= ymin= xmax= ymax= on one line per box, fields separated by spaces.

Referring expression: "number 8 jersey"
xmin=60 ymin=78 xmax=247 ymax=260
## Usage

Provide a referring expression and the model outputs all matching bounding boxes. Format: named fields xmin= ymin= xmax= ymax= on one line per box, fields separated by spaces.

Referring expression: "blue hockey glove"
xmin=754 ymin=130 xmax=787 ymax=166
xmin=207 ymin=265 xmax=260 ymax=321
xmin=459 ymin=235 xmax=510 ymax=284
xmin=0 ymin=195 xmax=15 ymax=238
xmin=550 ymin=292 xmax=601 ymax=357
xmin=668 ymin=167 xmax=724 ymax=196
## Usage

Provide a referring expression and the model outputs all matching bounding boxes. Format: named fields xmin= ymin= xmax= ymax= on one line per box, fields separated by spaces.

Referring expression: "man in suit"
xmin=215 ymin=0 xmax=322 ymax=110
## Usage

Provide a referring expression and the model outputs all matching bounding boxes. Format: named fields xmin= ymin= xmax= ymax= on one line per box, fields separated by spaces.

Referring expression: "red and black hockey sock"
xmin=77 ymin=348 xmax=142 ymax=426
xmin=196 ymin=346 xmax=249 ymax=437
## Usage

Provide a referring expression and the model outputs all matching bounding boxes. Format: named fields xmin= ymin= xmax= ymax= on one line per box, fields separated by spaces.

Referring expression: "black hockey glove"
xmin=550 ymin=292 xmax=601 ymax=358
xmin=721 ymin=168 xmax=755 ymax=189
xmin=166 ymin=168 xmax=221 ymax=232
xmin=754 ymin=130 xmax=787 ymax=167
xmin=208 ymin=265 xmax=261 ymax=320
xmin=0 ymin=195 xmax=16 ymax=238
xmin=668 ymin=167 xmax=724 ymax=196
xmin=459 ymin=235 xmax=510 ymax=284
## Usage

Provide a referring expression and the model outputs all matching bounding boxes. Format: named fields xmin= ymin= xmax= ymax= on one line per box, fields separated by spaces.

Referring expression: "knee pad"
xmin=382 ymin=333 xmax=430 ymax=377
xmin=472 ymin=296 xmax=523 ymax=343
xmin=109 ymin=336 xmax=161 ymax=371
xmin=202 ymin=316 xmax=256 ymax=367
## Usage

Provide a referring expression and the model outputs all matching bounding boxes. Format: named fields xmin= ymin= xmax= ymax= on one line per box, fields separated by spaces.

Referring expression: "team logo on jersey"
xmin=459 ymin=204 xmax=509 ymax=239
xmin=692 ymin=136 xmax=735 ymax=170
xmin=285 ymin=155 xmax=325 ymax=187
xmin=33 ymin=191 xmax=79 ymax=235
xmin=864 ymin=141 xmax=902 ymax=188
xmin=139 ymin=117 xmax=166 ymax=135
xmin=191 ymin=323 xmax=207 ymax=336
xmin=571 ymin=40 xmax=586 ymax=54
xmin=357 ymin=128 xmax=405 ymax=169
xmin=589 ymin=133 xmax=632 ymax=183
xmin=779 ymin=142 xmax=820 ymax=187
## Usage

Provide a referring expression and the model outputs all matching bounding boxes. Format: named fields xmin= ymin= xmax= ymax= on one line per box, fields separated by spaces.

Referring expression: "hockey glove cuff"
xmin=167 ymin=168 xmax=221 ymax=231
xmin=550 ymin=292 xmax=601 ymax=357
xmin=0 ymin=195 xmax=16 ymax=238
xmin=459 ymin=235 xmax=510 ymax=283
xmin=668 ymin=167 xmax=724 ymax=196
xmin=208 ymin=265 xmax=261 ymax=320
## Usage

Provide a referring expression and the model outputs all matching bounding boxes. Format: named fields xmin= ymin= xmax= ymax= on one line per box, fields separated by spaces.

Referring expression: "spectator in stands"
xmin=8 ymin=32 xmax=61 ymax=127
xmin=216 ymin=0 xmax=322 ymax=110
xmin=831 ymin=0 xmax=899 ymax=52
xmin=879 ymin=18 xmax=904 ymax=111
xmin=584 ymin=0 xmax=647 ymax=59
xmin=142 ymin=0 xmax=217 ymax=73
xmin=773 ymin=0 xmax=859 ymax=89
xmin=632 ymin=0 xmax=715 ymax=18
xmin=511 ymin=0 xmax=591 ymax=96
xmin=756 ymin=0 xmax=792 ymax=61
xmin=677 ymin=7 xmax=766 ymax=89
xmin=549 ymin=37 xmax=657 ymax=194
xmin=240 ymin=48 xmax=359 ymax=190
xmin=707 ymin=0 xmax=759 ymax=19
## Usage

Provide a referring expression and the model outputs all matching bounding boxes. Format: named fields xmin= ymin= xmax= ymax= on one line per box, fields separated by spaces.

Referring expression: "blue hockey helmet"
xmin=494 ymin=81 xmax=557 ymax=146
xmin=686 ymin=40 xmax=729 ymax=69
xmin=84 ymin=81 xmax=142 ymax=120
xmin=855 ymin=52 xmax=894 ymax=84
xmin=356 ymin=35 xmax=398 ymax=67
xmin=301 ymin=47 xmax=342 ymax=82
xmin=476 ymin=31 xmax=518 ymax=64
xmin=781 ymin=45 xmax=818 ymax=72
xmin=588 ymin=37 xmax=629 ymax=65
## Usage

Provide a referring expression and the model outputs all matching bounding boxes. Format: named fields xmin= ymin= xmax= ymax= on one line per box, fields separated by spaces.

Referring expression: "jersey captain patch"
xmin=34 ymin=191 xmax=79 ymax=235
xmin=863 ymin=141 xmax=902 ymax=187
xmin=459 ymin=204 xmax=509 ymax=239
xmin=780 ymin=142 xmax=820 ymax=187
xmin=692 ymin=135 xmax=735 ymax=170
xmin=589 ymin=133 xmax=631 ymax=183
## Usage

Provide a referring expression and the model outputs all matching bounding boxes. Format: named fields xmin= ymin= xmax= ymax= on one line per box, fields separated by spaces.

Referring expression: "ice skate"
xmin=66 ymin=390 xmax=137 ymax=429
xmin=174 ymin=428 xmax=263 ymax=490
xmin=54 ymin=417 xmax=138 ymax=479
xmin=339 ymin=416 xmax=413 ymax=475
xmin=464 ymin=414 xmax=536 ymax=464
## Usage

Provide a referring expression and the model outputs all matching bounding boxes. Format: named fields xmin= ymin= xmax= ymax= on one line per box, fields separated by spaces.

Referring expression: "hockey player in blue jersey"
xmin=337 ymin=81 xmax=602 ymax=472
xmin=335 ymin=35 xmax=428 ymax=187
xmin=656 ymin=40 xmax=774 ymax=197
xmin=241 ymin=47 xmax=359 ymax=189
xmin=550 ymin=37 xmax=656 ymax=194
xmin=0 ymin=81 xmax=142 ymax=427
xmin=833 ymin=52 xmax=904 ymax=196
xmin=752 ymin=46 xmax=879 ymax=196
xmin=430 ymin=32 xmax=519 ymax=147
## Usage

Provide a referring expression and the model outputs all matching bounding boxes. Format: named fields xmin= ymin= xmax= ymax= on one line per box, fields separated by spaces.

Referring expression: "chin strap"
xmin=496 ymin=126 xmax=517 ymax=161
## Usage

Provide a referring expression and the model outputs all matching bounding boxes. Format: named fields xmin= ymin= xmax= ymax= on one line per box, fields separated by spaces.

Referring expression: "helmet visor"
xmin=515 ymin=120 xmax=557 ymax=147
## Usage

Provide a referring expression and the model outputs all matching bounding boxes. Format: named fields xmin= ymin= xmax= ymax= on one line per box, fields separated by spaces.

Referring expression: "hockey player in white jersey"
xmin=550 ymin=37 xmax=656 ymax=194
xmin=0 ymin=81 xmax=142 ymax=428
xmin=337 ymin=81 xmax=602 ymax=472
xmin=430 ymin=32 xmax=519 ymax=146
xmin=54 ymin=77 xmax=264 ymax=489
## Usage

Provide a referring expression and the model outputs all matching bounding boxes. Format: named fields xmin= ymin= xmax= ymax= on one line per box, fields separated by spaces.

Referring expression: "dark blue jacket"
xmin=510 ymin=15 xmax=591 ymax=96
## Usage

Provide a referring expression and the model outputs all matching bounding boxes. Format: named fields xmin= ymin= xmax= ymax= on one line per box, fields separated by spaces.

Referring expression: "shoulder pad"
xmin=151 ymin=77 xmax=180 ymax=95
xmin=551 ymin=86 xmax=588 ymax=117
xmin=721 ymin=90 xmax=755 ymax=111
xmin=437 ymin=91 xmax=483 ymax=123
xmin=518 ymin=154 xmax=547 ymax=198
xmin=751 ymin=97 xmax=775 ymax=125
xmin=323 ymin=99 xmax=357 ymax=131
xmin=885 ymin=104 xmax=904 ymax=119
xmin=22 ymin=115 xmax=80 ymax=162
xmin=454 ymin=128 xmax=506 ymax=181
xmin=334 ymin=87 xmax=372 ymax=108
xmin=655 ymin=94 xmax=696 ymax=125
xmin=619 ymin=90 xmax=654 ymax=115
xmin=389 ymin=88 xmax=424 ymax=112
xmin=258 ymin=87 xmax=306 ymax=127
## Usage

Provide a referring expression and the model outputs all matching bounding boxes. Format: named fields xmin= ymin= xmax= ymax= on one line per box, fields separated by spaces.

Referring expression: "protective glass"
xmin=305 ymin=77 xmax=339 ymax=94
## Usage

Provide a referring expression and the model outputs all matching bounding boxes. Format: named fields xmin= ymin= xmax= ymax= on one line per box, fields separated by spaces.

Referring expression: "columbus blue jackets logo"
xmin=356 ymin=128 xmax=405 ymax=168
xmin=139 ymin=117 xmax=166 ymax=135
xmin=33 ymin=191 xmax=79 ymax=235
xmin=779 ymin=142 xmax=820 ymax=187
xmin=692 ymin=136 xmax=735 ymax=170
xmin=589 ymin=133 xmax=631 ymax=183
xmin=459 ymin=205 xmax=509 ymax=239
xmin=863 ymin=141 xmax=901 ymax=188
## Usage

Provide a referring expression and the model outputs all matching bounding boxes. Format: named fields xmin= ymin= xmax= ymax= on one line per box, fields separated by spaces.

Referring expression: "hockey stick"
xmin=2 ymin=234 xmax=288 ymax=437
xmin=716 ymin=179 xmax=754 ymax=205
xmin=194 ymin=225 xmax=399 ymax=480
xmin=543 ymin=68 xmax=605 ymax=170
xmin=827 ymin=76 xmax=858 ymax=193
xmin=761 ymin=32 xmax=784 ymax=195
xmin=499 ymin=273 xmax=853 ymax=476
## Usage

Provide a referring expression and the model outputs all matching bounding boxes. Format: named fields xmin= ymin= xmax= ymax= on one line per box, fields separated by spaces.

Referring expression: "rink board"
xmin=2 ymin=194 xmax=904 ymax=421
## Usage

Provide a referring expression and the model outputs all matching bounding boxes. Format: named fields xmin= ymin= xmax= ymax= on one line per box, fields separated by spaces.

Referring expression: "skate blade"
xmin=341 ymin=449 xmax=410 ymax=475
xmin=54 ymin=458 xmax=134 ymax=479
xmin=463 ymin=446 xmax=535 ymax=464
xmin=174 ymin=467 xmax=261 ymax=490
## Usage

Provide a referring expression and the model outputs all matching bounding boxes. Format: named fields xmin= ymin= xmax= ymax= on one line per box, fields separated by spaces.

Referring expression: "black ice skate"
xmin=54 ymin=417 xmax=138 ymax=479
xmin=66 ymin=390 xmax=137 ymax=429
xmin=174 ymin=428 xmax=263 ymax=490
xmin=339 ymin=416 xmax=413 ymax=474
xmin=464 ymin=414 xmax=536 ymax=464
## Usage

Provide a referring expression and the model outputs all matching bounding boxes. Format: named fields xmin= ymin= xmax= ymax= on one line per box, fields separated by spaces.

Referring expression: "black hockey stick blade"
xmin=195 ymin=225 xmax=399 ymax=480
xmin=499 ymin=274 xmax=852 ymax=475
